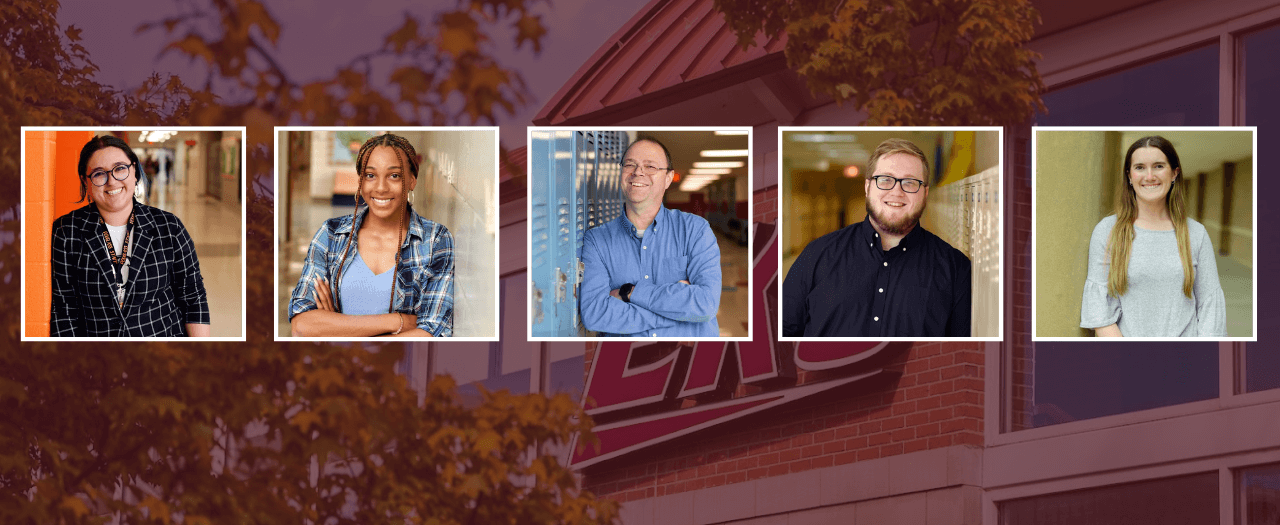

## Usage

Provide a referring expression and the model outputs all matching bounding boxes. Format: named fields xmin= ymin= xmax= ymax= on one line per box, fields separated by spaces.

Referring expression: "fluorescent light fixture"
xmin=688 ymin=168 xmax=731 ymax=175
xmin=715 ymin=130 xmax=749 ymax=135
xmin=700 ymin=149 xmax=749 ymax=157
xmin=788 ymin=133 xmax=857 ymax=143
xmin=692 ymin=161 xmax=743 ymax=169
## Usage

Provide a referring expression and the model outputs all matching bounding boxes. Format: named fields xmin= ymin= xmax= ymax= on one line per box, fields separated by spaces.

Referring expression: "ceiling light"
xmin=788 ymin=133 xmax=857 ymax=143
xmin=692 ymin=161 xmax=743 ymax=169
xmin=700 ymin=149 xmax=748 ymax=157
xmin=688 ymin=168 xmax=730 ymax=175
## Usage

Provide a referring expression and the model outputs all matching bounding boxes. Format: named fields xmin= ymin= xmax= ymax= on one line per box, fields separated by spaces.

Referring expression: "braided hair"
xmin=335 ymin=133 xmax=420 ymax=313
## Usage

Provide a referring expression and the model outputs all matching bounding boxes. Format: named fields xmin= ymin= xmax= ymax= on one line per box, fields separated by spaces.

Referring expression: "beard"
xmin=866 ymin=198 xmax=926 ymax=236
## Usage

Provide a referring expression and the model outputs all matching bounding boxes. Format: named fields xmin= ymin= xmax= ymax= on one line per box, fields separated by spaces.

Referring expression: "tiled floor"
xmin=716 ymin=233 xmax=750 ymax=338
xmin=148 ymin=172 xmax=242 ymax=338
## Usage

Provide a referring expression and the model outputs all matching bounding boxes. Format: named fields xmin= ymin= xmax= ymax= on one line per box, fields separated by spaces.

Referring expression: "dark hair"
xmin=1123 ymin=135 xmax=1182 ymax=175
xmin=630 ymin=136 xmax=673 ymax=170
xmin=77 ymin=135 xmax=141 ymax=203
xmin=336 ymin=133 xmax=420 ymax=312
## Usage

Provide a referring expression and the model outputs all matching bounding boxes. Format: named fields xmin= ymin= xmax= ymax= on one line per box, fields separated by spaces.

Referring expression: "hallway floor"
xmin=148 ymin=172 xmax=242 ymax=338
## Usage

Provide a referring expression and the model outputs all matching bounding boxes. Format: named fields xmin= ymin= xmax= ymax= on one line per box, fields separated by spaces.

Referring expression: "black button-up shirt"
xmin=782 ymin=217 xmax=971 ymax=337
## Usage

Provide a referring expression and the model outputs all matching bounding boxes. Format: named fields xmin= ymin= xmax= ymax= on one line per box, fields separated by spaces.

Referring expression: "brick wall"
xmin=753 ymin=186 xmax=777 ymax=225
xmin=582 ymin=343 xmax=985 ymax=503
xmin=1007 ymin=125 xmax=1035 ymax=431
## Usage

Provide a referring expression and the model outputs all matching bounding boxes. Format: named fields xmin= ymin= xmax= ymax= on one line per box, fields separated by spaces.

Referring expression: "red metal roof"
xmin=533 ymin=0 xmax=787 ymax=126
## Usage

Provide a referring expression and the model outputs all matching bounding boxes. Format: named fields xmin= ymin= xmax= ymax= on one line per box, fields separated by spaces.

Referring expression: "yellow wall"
xmin=1034 ymin=130 xmax=1113 ymax=338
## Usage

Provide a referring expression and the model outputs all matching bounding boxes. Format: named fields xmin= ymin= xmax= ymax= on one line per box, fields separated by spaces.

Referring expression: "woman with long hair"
xmin=51 ymin=135 xmax=210 ymax=337
xmin=288 ymin=133 xmax=454 ymax=337
xmin=1080 ymin=135 xmax=1226 ymax=337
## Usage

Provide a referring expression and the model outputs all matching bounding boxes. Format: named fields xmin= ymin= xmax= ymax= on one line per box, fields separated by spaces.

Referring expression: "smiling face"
xmin=1127 ymin=146 xmax=1179 ymax=205
xmin=621 ymin=140 xmax=673 ymax=210
xmin=864 ymin=152 xmax=928 ymax=235
xmin=85 ymin=147 xmax=136 ymax=218
xmin=361 ymin=145 xmax=417 ymax=222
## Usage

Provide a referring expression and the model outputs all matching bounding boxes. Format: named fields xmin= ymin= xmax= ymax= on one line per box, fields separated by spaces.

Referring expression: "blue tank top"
xmin=339 ymin=251 xmax=394 ymax=315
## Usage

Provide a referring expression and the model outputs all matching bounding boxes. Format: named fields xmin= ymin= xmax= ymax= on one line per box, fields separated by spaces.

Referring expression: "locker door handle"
xmin=532 ymin=285 xmax=544 ymax=324
xmin=555 ymin=267 xmax=568 ymax=303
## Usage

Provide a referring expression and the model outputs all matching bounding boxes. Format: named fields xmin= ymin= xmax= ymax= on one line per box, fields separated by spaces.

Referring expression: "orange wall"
xmin=25 ymin=129 xmax=93 ymax=337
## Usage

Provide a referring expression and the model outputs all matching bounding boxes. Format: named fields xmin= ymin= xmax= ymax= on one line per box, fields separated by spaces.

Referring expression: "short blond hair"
xmin=867 ymin=138 xmax=929 ymax=184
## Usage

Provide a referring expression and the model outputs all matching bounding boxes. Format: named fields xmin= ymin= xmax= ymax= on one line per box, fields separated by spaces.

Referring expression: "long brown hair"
xmin=335 ymin=134 xmax=420 ymax=311
xmin=1107 ymin=135 xmax=1194 ymax=298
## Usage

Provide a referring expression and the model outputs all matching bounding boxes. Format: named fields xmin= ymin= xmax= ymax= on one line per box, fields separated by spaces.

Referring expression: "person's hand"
xmin=610 ymin=288 xmax=621 ymax=299
xmin=679 ymin=280 xmax=690 ymax=285
xmin=314 ymin=277 xmax=334 ymax=311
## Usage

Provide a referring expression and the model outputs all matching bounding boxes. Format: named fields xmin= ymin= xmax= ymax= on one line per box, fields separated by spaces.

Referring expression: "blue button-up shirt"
xmin=288 ymin=205 xmax=454 ymax=337
xmin=579 ymin=206 xmax=721 ymax=337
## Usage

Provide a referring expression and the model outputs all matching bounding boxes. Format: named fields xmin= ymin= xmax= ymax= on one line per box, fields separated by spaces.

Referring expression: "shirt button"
xmin=883 ymin=262 xmax=888 ymax=267
xmin=874 ymin=316 xmax=879 ymax=321
xmin=652 ymin=333 xmax=657 ymax=337
xmin=645 ymin=275 xmax=649 ymax=279
xmin=643 ymin=246 xmax=647 ymax=249
xmin=879 ymin=288 xmax=884 ymax=293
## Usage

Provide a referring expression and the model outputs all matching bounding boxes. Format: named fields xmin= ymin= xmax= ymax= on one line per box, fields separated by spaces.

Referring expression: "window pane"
xmin=1001 ymin=472 xmax=1218 ymax=525
xmin=1009 ymin=344 xmax=1218 ymax=430
xmin=1244 ymin=346 xmax=1280 ymax=393
xmin=437 ymin=347 xmax=532 ymax=407
xmin=1243 ymin=24 xmax=1280 ymax=126
xmin=1242 ymin=463 xmax=1280 ymax=525
xmin=1036 ymin=44 xmax=1218 ymax=126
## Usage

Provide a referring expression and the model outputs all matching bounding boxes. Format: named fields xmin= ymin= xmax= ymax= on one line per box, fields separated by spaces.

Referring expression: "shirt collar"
xmin=860 ymin=214 xmax=924 ymax=250
xmin=619 ymin=204 xmax=667 ymax=236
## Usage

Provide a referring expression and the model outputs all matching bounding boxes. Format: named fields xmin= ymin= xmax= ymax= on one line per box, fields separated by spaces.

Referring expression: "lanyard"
xmin=100 ymin=210 xmax=136 ymax=309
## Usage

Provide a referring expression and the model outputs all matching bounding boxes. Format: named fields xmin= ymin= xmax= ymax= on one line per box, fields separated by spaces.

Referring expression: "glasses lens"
xmin=901 ymin=179 xmax=920 ymax=193
xmin=90 ymin=172 xmax=108 ymax=186
xmin=112 ymin=164 xmax=131 ymax=181
xmin=875 ymin=176 xmax=894 ymax=190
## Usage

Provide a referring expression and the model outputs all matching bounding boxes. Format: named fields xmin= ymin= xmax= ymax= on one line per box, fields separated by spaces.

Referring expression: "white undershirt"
xmin=636 ymin=228 xmax=646 ymax=238
xmin=105 ymin=223 xmax=130 ymax=283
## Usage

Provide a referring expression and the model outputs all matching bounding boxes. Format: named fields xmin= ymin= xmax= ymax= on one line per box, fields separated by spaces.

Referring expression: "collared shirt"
xmin=782 ymin=217 xmax=971 ymax=337
xmin=51 ymin=202 xmax=210 ymax=337
xmin=288 ymin=204 xmax=454 ymax=337
xmin=580 ymin=205 xmax=721 ymax=337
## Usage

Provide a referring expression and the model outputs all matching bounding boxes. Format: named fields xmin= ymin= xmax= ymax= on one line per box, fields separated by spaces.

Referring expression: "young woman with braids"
xmin=1080 ymin=136 xmax=1225 ymax=337
xmin=288 ymin=134 xmax=455 ymax=337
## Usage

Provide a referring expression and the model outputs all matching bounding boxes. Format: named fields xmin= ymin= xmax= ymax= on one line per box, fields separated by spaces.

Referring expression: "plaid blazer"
xmin=50 ymin=202 xmax=210 ymax=337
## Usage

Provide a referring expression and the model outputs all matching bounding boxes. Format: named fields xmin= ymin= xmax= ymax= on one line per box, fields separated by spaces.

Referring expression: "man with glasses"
xmin=579 ymin=137 xmax=722 ymax=337
xmin=783 ymin=138 xmax=971 ymax=337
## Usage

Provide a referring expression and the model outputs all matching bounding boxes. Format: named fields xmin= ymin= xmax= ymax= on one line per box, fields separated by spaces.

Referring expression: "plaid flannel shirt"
xmin=51 ymin=202 xmax=210 ymax=337
xmin=288 ymin=205 xmax=455 ymax=337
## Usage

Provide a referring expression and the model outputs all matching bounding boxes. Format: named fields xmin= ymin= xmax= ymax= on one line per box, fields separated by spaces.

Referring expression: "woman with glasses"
xmin=50 ymin=135 xmax=210 ymax=337
xmin=1080 ymin=136 xmax=1226 ymax=337
xmin=288 ymin=133 xmax=454 ymax=337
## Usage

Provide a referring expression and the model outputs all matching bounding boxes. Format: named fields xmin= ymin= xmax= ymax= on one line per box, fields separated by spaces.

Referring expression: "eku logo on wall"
xmin=569 ymin=223 xmax=906 ymax=469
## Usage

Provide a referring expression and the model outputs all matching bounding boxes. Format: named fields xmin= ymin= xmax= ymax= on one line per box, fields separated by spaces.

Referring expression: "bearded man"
xmin=782 ymin=138 xmax=971 ymax=337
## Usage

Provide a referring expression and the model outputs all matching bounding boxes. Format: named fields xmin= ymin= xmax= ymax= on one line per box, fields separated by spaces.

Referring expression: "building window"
xmin=1243 ymin=345 xmax=1280 ymax=393
xmin=1242 ymin=24 xmax=1280 ymax=126
xmin=1009 ymin=345 xmax=1218 ymax=431
xmin=1001 ymin=472 xmax=1218 ymax=525
xmin=1242 ymin=463 xmax=1280 ymax=525
xmin=1036 ymin=43 xmax=1218 ymax=126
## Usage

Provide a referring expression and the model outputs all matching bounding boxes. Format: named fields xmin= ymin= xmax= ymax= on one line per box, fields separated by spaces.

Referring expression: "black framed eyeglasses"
xmin=88 ymin=163 xmax=134 ymax=187
xmin=869 ymin=175 xmax=925 ymax=193
xmin=621 ymin=161 xmax=672 ymax=176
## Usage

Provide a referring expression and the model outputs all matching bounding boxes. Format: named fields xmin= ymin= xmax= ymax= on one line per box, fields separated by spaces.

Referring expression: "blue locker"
xmin=530 ymin=131 xmax=628 ymax=337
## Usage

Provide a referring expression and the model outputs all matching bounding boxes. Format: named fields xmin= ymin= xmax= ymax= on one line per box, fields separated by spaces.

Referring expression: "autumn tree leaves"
xmin=715 ymin=0 xmax=1045 ymax=126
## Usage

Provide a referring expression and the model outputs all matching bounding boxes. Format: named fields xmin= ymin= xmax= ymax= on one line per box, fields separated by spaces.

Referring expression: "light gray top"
xmin=1080 ymin=215 xmax=1227 ymax=337
xmin=338 ymin=251 xmax=394 ymax=316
